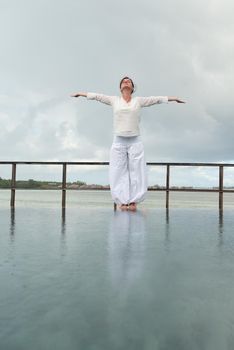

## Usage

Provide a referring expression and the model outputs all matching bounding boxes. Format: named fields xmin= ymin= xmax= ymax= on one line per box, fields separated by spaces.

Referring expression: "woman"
xmin=71 ymin=77 xmax=185 ymax=211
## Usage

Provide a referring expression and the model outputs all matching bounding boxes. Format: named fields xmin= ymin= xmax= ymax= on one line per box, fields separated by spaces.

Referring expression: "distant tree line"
xmin=0 ymin=177 xmax=86 ymax=189
xmin=1 ymin=177 xmax=233 ymax=190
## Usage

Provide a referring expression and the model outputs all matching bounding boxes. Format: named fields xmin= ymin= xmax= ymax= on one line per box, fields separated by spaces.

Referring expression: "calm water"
xmin=1 ymin=191 xmax=234 ymax=350
xmin=0 ymin=189 xmax=234 ymax=208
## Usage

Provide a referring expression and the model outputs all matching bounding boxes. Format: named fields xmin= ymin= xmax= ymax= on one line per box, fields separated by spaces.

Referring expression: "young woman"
xmin=71 ymin=77 xmax=185 ymax=211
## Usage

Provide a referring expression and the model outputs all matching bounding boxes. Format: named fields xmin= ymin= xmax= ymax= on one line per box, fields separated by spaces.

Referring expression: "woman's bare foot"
xmin=119 ymin=204 xmax=129 ymax=211
xmin=128 ymin=202 xmax=137 ymax=211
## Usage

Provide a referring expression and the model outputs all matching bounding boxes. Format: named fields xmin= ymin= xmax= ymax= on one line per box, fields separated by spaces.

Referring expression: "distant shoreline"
xmin=1 ymin=177 xmax=234 ymax=191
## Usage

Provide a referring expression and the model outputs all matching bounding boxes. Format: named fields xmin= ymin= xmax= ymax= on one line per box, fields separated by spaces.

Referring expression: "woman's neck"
xmin=121 ymin=91 xmax=132 ymax=103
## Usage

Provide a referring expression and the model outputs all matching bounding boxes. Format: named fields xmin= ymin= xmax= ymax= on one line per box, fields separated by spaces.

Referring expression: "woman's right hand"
xmin=70 ymin=92 xmax=87 ymax=98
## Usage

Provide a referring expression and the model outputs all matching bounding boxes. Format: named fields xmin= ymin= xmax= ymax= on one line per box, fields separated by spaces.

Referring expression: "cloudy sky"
xmin=0 ymin=0 xmax=234 ymax=186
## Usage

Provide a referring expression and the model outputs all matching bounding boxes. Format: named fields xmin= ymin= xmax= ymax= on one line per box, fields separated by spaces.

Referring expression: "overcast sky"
xmin=0 ymin=0 xmax=234 ymax=186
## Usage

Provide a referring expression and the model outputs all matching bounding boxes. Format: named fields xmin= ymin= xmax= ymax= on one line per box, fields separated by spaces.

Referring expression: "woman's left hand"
xmin=168 ymin=97 xmax=186 ymax=103
xmin=176 ymin=98 xmax=186 ymax=103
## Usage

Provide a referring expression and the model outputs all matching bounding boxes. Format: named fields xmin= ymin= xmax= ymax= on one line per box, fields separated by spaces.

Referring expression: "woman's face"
xmin=120 ymin=78 xmax=134 ymax=93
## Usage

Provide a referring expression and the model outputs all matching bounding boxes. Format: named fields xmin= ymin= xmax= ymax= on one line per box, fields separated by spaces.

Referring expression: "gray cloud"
xmin=0 ymin=0 xmax=234 ymax=184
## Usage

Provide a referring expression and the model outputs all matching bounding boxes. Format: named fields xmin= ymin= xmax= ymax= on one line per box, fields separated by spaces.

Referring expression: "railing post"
xmin=166 ymin=165 xmax=170 ymax=209
xmin=219 ymin=165 xmax=224 ymax=211
xmin=62 ymin=163 xmax=67 ymax=208
xmin=10 ymin=163 xmax=16 ymax=208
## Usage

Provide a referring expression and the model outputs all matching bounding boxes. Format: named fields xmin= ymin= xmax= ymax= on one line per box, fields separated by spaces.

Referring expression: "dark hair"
xmin=119 ymin=76 xmax=135 ymax=94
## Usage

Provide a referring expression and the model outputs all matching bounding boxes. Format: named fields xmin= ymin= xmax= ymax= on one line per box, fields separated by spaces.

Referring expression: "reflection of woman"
xmin=108 ymin=210 xmax=146 ymax=288
xmin=71 ymin=77 xmax=185 ymax=211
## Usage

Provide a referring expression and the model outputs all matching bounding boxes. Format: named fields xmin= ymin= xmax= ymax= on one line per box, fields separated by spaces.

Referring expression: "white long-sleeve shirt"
xmin=87 ymin=93 xmax=168 ymax=137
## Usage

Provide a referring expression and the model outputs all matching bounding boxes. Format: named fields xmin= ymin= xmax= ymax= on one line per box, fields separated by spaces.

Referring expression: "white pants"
xmin=109 ymin=136 xmax=148 ymax=205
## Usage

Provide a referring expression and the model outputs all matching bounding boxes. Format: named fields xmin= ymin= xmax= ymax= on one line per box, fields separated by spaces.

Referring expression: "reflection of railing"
xmin=0 ymin=161 xmax=234 ymax=210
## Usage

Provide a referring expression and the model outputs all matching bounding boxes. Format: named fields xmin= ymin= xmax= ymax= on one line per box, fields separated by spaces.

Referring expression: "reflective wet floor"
xmin=0 ymin=207 xmax=234 ymax=350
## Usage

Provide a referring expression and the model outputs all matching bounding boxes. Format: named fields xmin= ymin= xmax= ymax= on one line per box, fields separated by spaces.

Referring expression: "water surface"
xmin=0 ymin=194 xmax=234 ymax=349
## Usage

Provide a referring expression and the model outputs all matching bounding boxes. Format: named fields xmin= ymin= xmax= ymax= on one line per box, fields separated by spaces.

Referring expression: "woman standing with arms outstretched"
xmin=71 ymin=77 xmax=185 ymax=211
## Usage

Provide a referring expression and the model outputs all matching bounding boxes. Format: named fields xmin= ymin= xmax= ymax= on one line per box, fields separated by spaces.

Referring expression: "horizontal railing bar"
xmin=148 ymin=188 xmax=234 ymax=193
xmin=0 ymin=161 xmax=109 ymax=165
xmin=1 ymin=161 xmax=234 ymax=167
xmin=147 ymin=163 xmax=234 ymax=167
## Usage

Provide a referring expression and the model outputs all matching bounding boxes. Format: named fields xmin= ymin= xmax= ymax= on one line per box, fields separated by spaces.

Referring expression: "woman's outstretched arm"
xmin=70 ymin=92 xmax=114 ymax=105
xmin=138 ymin=96 xmax=186 ymax=107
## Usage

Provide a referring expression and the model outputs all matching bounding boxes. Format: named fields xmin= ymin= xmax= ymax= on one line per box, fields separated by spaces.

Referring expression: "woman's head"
xmin=119 ymin=76 xmax=135 ymax=94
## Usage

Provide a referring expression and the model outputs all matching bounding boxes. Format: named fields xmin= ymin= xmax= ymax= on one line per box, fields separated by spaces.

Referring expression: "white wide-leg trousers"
xmin=109 ymin=140 xmax=148 ymax=205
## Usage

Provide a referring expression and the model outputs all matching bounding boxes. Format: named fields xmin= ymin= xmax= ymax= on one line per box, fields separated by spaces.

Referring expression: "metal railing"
xmin=0 ymin=161 xmax=234 ymax=210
